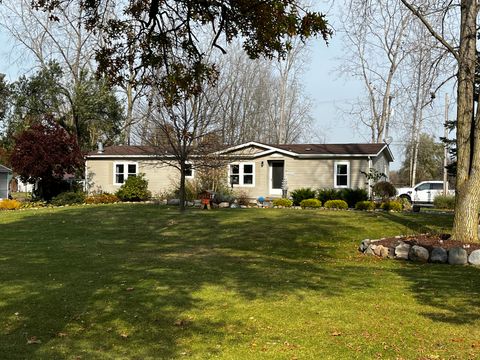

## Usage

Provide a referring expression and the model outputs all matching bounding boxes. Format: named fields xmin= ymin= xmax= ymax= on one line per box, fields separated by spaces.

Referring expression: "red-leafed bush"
xmin=10 ymin=117 xmax=83 ymax=200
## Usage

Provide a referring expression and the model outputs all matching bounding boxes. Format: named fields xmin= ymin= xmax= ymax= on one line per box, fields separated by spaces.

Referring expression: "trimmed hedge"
xmin=355 ymin=200 xmax=376 ymax=211
xmin=85 ymin=193 xmax=120 ymax=204
xmin=0 ymin=199 xmax=21 ymax=210
xmin=273 ymin=198 xmax=293 ymax=207
xmin=324 ymin=200 xmax=348 ymax=209
xmin=291 ymin=188 xmax=316 ymax=206
xmin=300 ymin=198 xmax=322 ymax=208
xmin=381 ymin=200 xmax=403 ymax=212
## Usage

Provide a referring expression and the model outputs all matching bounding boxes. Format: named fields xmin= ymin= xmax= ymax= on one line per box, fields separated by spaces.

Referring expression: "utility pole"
xmin=443 ymin=93 xmax=449 ymax=196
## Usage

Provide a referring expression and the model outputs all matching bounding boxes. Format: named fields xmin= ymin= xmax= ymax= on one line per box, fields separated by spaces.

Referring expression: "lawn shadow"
xmin=393 ymin=263 xmax=480 ymax=325
xmin=0 ymin=205 xmax=456 ymax=358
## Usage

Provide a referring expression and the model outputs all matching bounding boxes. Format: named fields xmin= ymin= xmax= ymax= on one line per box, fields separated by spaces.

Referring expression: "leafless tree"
xmin=339 ymin=0 xmax=412 ymax=143
xmin=400 ymin=0 xmax=480 ymax=243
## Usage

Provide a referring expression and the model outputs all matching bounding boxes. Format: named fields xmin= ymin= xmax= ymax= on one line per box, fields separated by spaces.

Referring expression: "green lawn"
xmin=0 ymin=205 xmax=479 ymax=359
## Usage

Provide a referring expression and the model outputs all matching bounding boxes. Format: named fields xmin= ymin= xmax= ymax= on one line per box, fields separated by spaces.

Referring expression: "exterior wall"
xmin=86 ymin=152 xmax=387 ymax=199
xmin=86 ymin=159 xmax=180 ymax=195
xmin=0 ymin=173 xmax=9 ymax=199
xmin=230 ymin=154 xmax=371 ymax=199
xmin=372 ymin=153 xmax=390 ymax=180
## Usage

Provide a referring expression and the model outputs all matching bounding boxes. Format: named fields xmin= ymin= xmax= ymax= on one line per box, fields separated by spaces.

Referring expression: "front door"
xmin=269 ymin=161 xmax=284 ymax=195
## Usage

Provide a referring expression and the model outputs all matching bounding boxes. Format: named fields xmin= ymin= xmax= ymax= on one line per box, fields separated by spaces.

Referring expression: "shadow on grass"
xmin=393 ymin=264 xmax=480 ymax=325
xmin=0 ymin=205 xmax=456 ymax=358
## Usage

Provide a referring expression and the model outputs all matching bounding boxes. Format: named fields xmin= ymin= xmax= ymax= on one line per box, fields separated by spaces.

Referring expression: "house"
xmin=84 ymin=142 xmax=393 ymax=198
xmin=0 ymin=164 xmax=12 ymax=200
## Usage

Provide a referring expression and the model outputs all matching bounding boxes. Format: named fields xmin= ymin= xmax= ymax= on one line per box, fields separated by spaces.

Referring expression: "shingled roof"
xmin=86 ymin=142 xmax=393 ymax=160
xmin=0 ymin=164 xmax=12 ymax=173
xmin=273 ymin=143 xmax=387 ymax=155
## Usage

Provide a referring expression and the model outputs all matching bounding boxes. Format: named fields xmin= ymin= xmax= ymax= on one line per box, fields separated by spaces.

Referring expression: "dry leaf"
xmin=331 ymin=331 xmax=342 ymax=337
xmin=126 ymin=287 xmax=134 ymax=292
xmin=120 ymin=333 xmax=129 ymax=339
xmin=57 ymin=332 xmax=68 ymax=338
xmin=27 ymin=336 xmax=41 ymax=345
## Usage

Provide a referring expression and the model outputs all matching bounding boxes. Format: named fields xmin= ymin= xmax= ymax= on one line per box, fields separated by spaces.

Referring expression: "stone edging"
xmin=359 ymin=236 xmax=480 ymax=266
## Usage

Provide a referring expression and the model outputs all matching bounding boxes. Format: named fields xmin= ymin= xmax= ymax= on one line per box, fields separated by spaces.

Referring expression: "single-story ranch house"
xmin=85 ymin=142 xmax=393 ymax=199
xmin=0 ymin=164 xmax=12 ymax=200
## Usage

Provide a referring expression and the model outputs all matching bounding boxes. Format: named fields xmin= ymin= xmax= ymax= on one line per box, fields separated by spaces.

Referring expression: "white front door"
xmin=269 ymin=161 xmax=284 ymax=195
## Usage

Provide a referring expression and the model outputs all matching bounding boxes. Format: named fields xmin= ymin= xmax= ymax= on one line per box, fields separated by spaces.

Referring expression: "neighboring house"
xmin=85 ymin=142 xmax=394 ymax=198
xmin=0 ymin=164 xmax=13 ymax=200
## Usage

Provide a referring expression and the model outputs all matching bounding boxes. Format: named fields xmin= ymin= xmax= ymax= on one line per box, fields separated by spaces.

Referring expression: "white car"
xmin=396 ymin=181 xmax=454 ymax=206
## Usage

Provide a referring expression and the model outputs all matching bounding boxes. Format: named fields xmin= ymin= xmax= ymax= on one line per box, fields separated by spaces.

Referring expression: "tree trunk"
xmin=452 ymin=0 xmax=479 ymax=243
xmin=179 ymin=161 xmax=186 ymax=213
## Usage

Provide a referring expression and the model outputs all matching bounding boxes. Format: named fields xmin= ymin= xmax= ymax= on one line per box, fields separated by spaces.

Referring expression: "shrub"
xmin=291 ymin=188 xmax=316 ymax=206
xmin=85 ymin=193 xmax=119 ymax=204
xmin=300 ymin=198 xmax=322 ymax=208
xmin=355 ymin=200 xmax=376 ymax=211
xmin=0 ymin=199 xmax=21 ymax=210
xmin=324 ymin=199 xmax=348 ymax=209
xmin=339 ymin=188 xmax=369 ymax=208
xmin=397 ymin=197 xmax=412 ymax=211
xmin=372 ymin=181 xmax=396 ymax=200
xmin=433 ymin=195 xmax=455 ymax=210
xmin=273 ymin=198 xmax=293 ymax=207
xmin=51 ymin=191 xmax=86 ymax=206
xmin=213 ymin=190 xmax=234 ymax=204
xmin=381 ymin=200 xmax=403 ymax=212
xmin=234 ymin=190 xmax=250 ymax=206
xmin=116 ymin=174 xmax=151 ymax=202
xmin=21 ymin=200 xmax=47 ymax=209
xmin=316 ymin=188 xmax=341 ymax=204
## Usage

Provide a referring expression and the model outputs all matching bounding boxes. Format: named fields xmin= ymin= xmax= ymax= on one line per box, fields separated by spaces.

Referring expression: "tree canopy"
xmin=33 ymin=0 xmax=331 ymax=101
xmin=9 ymin=117 xmax=83 ymax=200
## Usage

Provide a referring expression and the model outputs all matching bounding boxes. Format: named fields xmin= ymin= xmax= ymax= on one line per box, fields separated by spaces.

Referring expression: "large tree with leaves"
xmin=9 ymin=117 xmax=83 ymax=200
xmin=33 ymin=0 xmax=331 ymax=98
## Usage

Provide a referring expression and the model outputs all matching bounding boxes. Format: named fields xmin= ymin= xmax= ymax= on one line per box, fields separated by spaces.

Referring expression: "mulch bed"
xmin=373 ymin=234 xmax=480 ymax=255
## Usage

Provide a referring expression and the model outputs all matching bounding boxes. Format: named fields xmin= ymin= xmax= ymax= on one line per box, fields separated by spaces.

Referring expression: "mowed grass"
xmin=0 ymin=204 xmax=479 ymax=359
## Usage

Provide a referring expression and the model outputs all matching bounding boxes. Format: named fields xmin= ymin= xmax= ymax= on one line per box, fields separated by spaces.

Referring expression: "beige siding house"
xmin=85 ymin=142 xmax=393 ymax=198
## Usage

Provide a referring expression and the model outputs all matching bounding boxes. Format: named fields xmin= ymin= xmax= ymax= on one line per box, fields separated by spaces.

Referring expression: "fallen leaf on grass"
xmin=126 ymin=287 xmax=134 ymax=292
xmin=331 ymin=331 xmax=342 ymax=337
xmin=57 ymin=332 xmax=68 ymax=338
xmin=120 ymin=333 xmax=129 ymax=339
xmin=451 ymin=338 xmax=465 ymax=343
xmin=174 ymin=319 xmax=190 ymax=327
xmin=27 ymin=336 xmax=41 ymax=345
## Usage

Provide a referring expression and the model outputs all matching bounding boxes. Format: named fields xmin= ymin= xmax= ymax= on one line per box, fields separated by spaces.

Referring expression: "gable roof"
xmin=0 ymin=164 xmax=12 ymax=173
xmin=85 ymin=142 xmax=394 ymax=161
xmin=217 ymin=141 xmax=394 ymax=161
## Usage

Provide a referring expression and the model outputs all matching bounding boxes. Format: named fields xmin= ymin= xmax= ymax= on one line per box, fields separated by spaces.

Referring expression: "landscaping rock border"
xmin=359 ymin=235 xmax=480 ymax=266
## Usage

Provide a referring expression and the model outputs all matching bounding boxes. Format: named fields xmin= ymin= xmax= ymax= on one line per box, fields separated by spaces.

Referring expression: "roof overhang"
xmin=0 ymin=165 xmax=12 ymax=173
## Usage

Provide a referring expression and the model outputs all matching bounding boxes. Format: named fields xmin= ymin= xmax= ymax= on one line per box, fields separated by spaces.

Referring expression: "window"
xmin=114 ymin=162 xmax=138 ymax=185
xmin=334 ymin=161 xmax=349 ymax=188
xmin=430 ymin=183 xmax=443 ymax=190
xmin=184 ymin=163 xmax=194 ymax=178
xmin=229 ymin=163 xmax=255 ymax=186
xmin=415 ymin=183 xmax=430 ymax=191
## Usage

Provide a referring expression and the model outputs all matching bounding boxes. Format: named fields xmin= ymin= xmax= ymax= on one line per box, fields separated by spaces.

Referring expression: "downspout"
xmin=368 ymin=156 xmax=373 ymax=199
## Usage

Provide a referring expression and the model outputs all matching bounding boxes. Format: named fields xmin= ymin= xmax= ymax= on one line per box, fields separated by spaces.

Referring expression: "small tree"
xmin=9 ymin=117 xmax=83 ymax=200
